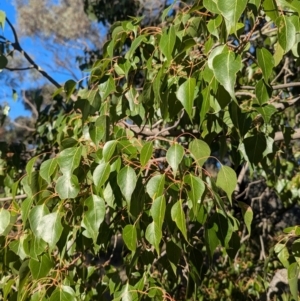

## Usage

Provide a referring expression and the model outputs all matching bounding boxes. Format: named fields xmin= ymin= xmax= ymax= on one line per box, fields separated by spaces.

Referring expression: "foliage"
xmin=1 ymin=1 xmax=300 ymax=300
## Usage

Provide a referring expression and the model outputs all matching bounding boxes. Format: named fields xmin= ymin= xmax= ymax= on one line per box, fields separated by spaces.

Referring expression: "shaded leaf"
xmin=256 ymin=48 xmax=274 ymax=82
xmin=145 ymin=221 xmax=162 ymax=254
xmin=150 ymin=196 xmax=166 ymax=229
xmin=159 ymin=26 xmax=176 ymax=62
xmin=29 ymin=253 xmax=53 ymax=280
xmin=238 ymin=202 xmax=253 ymax=235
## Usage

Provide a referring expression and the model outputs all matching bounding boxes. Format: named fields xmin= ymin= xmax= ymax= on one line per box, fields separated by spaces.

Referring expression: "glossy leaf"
xmin=93 ymin=161 xmax=110 ymax=191
xmin=56 ymin=175 xmax=80 ymax=199
xmin=57 ymin=146 xmax=82 ymax=175
xmin=189 ymin=139 xmax=210 ymax=167
xmin=103 ymin=140 xmax=118 ymax=162
xmin=81 ymin=195 xmax=105 ymax=243
xmin=40 ymin=158 xmax=57 ymax=184
xmin=145 ymin=221 xmax=162 ymax=254
xmin=171 ymin=200 xmax=187 ymax=241
xmin=216 ymin=165 xmax=237 ymax=204
xmin=212 ymin=51 xmax=242 ymax=101
xmin=276 ymin=16 xmax=296 ymax=53
xmin=117 ymin=166 xmax=137 ymax=203
xmin=176 ymin=77 xmax=196 ymax=120
xmin=184 ymin=174 xmax=205 ymax=215
xmin=38 ymin=212 xmax=63 ymax=249
xmin=166 ymin=144 xmax=184 ymax=176
xmin=146 ymin=174 xmax=165 ymax=199
xmin=123 ymin=224 xmax=137 ymax=252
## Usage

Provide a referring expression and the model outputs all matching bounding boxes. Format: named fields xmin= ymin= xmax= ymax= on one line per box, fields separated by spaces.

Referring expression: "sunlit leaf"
xmin=40 ymin=158 xmax=57 ymax=184
xmin=171 ymin=200 xmax=187 ymax=241
xmin=117 ymin=166 xmax=137 ymax=204
xmin=216 ymin=165 xmax=237 ymax=204
xmin=123 ymin=224 xmax=137 ymax=252
xmin=146 ymin=174 xmax=165 ymax=199
xmin=189 ymin=139 xmax=210 ymax=167
xmin=150 ymin=195 xmax=166 ymax=230
xmin=145 ymin=221 xmax=162 ymax=254
xmin=0 ymin=209 xmax=10 ymax=235
xmin=256 ymin=48 xmax=274 ymax=82
xmin=56 ymin=175 xmax=80 ymax=199
xmin=140 ymin=141 xmax=153 ymax=167
xmin=93 ymin=161 xmax=110 ymax=192
xmin=166 ymin=144 xmax=184 ymax=176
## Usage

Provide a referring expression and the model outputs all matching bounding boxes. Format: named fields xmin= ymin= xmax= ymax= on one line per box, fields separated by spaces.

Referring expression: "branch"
xmin=11 ymin=121 xmax=35 ymax=132
xmin=6 ymin=17 xmax=61 ymax=89
xmin=21 ymin=90 xmax=38 ymax=119
xmin=240 ymin=82 xmax=300 ymax=90
xmin=274 ymin=128 xmax=300 ymax=141
xmin=0 ymin=194 xmax=27 ymax=202
xmin=5 ymin=66 xmax=35 ymax=71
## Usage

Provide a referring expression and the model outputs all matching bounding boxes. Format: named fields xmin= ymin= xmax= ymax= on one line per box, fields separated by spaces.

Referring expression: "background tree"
xmin=1 ymin=1 xmax=300 ymax=301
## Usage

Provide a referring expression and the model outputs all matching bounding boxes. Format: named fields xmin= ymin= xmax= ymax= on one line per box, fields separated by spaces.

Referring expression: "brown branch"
xmin=0 ymin=194 xmax=27 ymax=202
xmin=240 ymin=82 xmax=300 ymax=91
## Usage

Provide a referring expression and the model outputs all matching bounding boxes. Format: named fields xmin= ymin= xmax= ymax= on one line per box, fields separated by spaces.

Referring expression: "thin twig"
xmin=0 ymin=194 xmax=27 ymax=202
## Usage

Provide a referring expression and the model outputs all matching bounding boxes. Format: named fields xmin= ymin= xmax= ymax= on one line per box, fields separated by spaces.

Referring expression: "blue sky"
xmin=0 ymin=0 xmax=81 ymax=120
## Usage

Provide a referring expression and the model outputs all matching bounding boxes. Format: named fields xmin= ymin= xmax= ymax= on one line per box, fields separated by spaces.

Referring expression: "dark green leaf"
xmin=29 ymin=254 xmax=53 ymax=280
xmin=140 ymin=141 xmax=153 ymax=167
xmin=256 ymin=48 xmax=274 ymax=82
xmin=145 ymin=221 xmax=162 ymax=254
xmin=123 ymin=224 xmax=137 ymax=252
xmin=171 ymin=200 xmax=187 ymax=241
xmin=150 ymin=196 xmax=166 ymax=230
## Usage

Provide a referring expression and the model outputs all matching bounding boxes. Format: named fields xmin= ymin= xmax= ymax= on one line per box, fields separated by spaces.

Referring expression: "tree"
xmin=1 ymin=1 xmax=300 ymax=300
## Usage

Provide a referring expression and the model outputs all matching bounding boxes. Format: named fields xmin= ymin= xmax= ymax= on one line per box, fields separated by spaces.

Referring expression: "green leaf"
xmin=38 ymin=212 xmax=63 ymax=249
xmin=256 ymin=48 xmax=274 ymax=82
xmin=103 ymin=140 xmax=118 ymax=162
xmin=255 ymin=79 xmax=272 ymax=105
xmin=9 ymin=235 xmax=28 ymax=260
xmin=150 ymin=196 xmax=166 ymax=230
xmin=205 ymin=223 xmax=219 ymax=259
xmin=159 ymin=26 xmax=176 ymax=62
xmin=184 ymin=174 xmax=205 ymax=215
xmin=146 ymin=174 xmax=165 ymax=199
xmin=29 ymin=253 xmax=53 ymax=280
xmin=123 ymin=225 xmax=137 ymax=252
xmin=0 ymin=10 xmax=6 ymax=30
xmin=0 ymin=55 xmax=8 ymax=69
xmin=40 ymin=158 xmax=57 ymax=184
xmin=243 ymin=134 xmax=267 ymax=165
xmin=57 ymin=146 xmax=82 ymax=175
xmin=49 ymin=287 xmax=76 ymax=301
xmin=99 ymin=76 xmax=116 ymax=100
xmin=64 ymin=79 xmax=76 ymax=101
xmin=56 ymin=175 xmax=80 ymax=199
xmin=93 ymin=161 xmax=110 ymax=192
xmin=276 ymin=16 xmax=296 ymax=53
xmin=238 ymin=202 xmax=253 ymax=235
xmin=216 ymin=165 xmax=237 ymax=204
xmin=275 ymin=243 xmax=290 ymax=269
xmin=212 ymin=50 xmax=242 ymax=101
xmin=81 ymin=195 xmax=105 ymax=244
xmin=288 ymin=262 xmax=299 ymax=301
xmin=216 ymin=0 xmax=248 ymax=34
xmin=176 ymin=77 xmax=196 ymax=120
xmin=171 ymin=200 xmax=187 ymax=241
xmin=0 ymin=209 xmax=10 ymax=235
xmin=263 ymin=0 xmax=279 ymax=22
xmin=166 ymin=144 xmax=184 ymax=176
xmin=255 ymin=104 xmax=277 ymax=123
xmin=189 ymin=139 xmax=210 ymax=167
xmin=117 ymin=166 xmax=137 ymax=204
xmin=125 ymin=35 xmax=146 ymax=59
xmin=89 ymin=115 xmax=108 ymax=145
xmin=140 ymin=141 xmax=153 ymax=167
xmin=207 ymin=15 xmax=222 ymax=38
xmin=29 ymin=205 xmax=50 ymax=238
xmin=145 ymin=221 xmax=162 ymax=254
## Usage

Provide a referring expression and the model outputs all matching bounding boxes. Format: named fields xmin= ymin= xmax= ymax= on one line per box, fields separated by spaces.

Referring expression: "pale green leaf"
xmin=38 ymin=212 xmax=63 ymax=249
xmin=103 ymin=140 xmax=118 ymax=162
xmin=29 ymin=205 xmax=50 ymax=238
xmin=99 ymin=76 xmax=116 ymax=100
xmin=189 ymin=139 xmax=210 ymax=167
xmin=93 ymin=161 xmax=110 ymax=192
xmin=171 ymin=200 xmax=187 ymax=241
xmin=145 ymin=221 xmax=162 ymax=254
xmin=255 ymin=105 xmax=277 ymax=123
xmin=288 ymin=262 xmax=299 ymax=301
xmin=184 ymin=174 xmax=205 ymax=215
xmin=40 ymin=158 xmax=58 ymax=184
xmin=56 ymin=175 xmax=80 ymax=199
xmin=216 ymin=165 xmax=237 ymax=204
xmin=140 ymin=141 xmax=153 ymax=167
xmin=81 ymin=195 xmax=106 ymax=244
xmin=263 ymin=0 xmax=279 ymax=22
xmin=166 ymin=144 xmax=184 ymax=176
xmin=49 ymin=288 xmax=76 ymax=301
xmin=57 ymin=146 xmax=82 ymax=175
xmin=123 ymin=225 xmax=137 ymax=252
xmin=146 ymin=174 xmax=165 ymax=199
xmin=0 ymin=209 xmax=10 ymax=235
xmin=176 ymin=77 xmax=196 ymax=120
xmin=0 ymin=10 xmax=6 ymax=30
xmin=117 ymin=166 xmax=137 ymax=203
xmin=255 ymin=79 xmax=272 ymax=105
